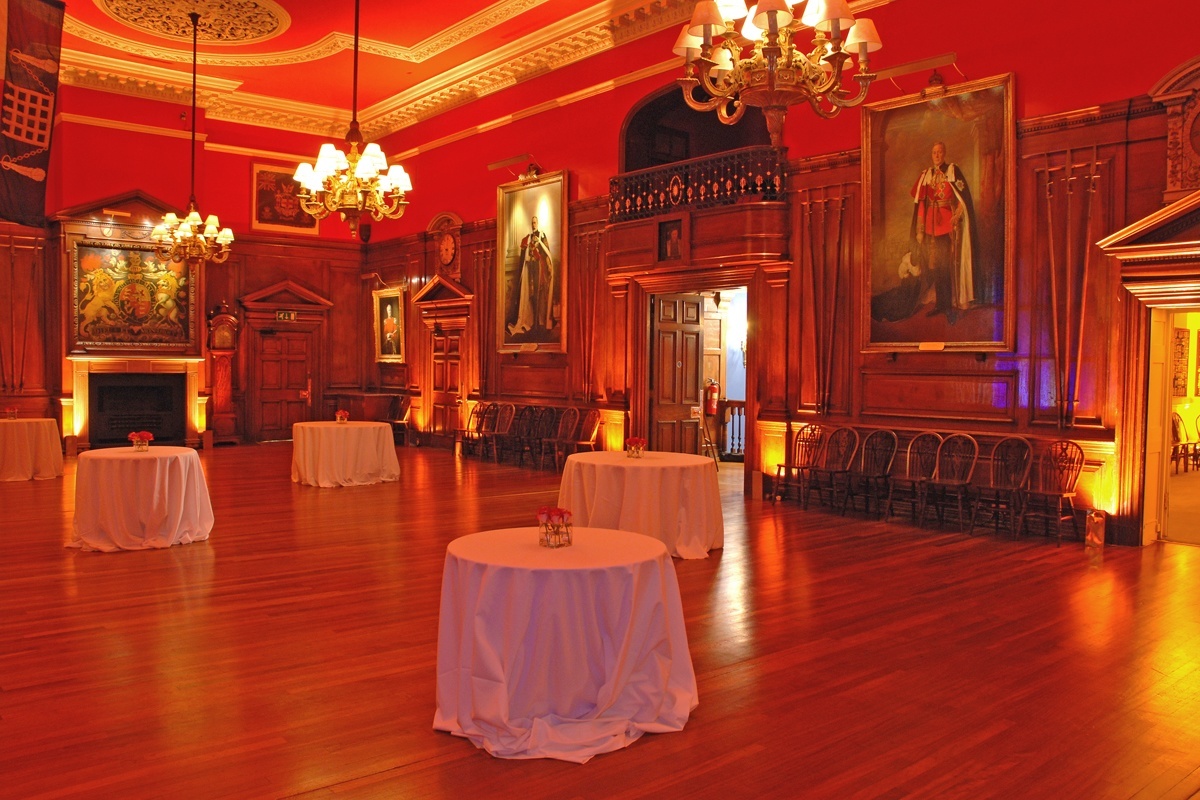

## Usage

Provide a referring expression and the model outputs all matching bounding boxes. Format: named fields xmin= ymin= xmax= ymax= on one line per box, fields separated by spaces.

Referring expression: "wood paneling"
xmin=860 ymin=370 xmax=1018 ymax=424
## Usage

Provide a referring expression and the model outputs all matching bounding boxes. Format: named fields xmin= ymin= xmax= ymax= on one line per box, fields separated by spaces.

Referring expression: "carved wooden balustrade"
xmin=608 ymin=146 xmax=786 ymax=223
xmin=718 ymin=400 xmax=746 ymax=460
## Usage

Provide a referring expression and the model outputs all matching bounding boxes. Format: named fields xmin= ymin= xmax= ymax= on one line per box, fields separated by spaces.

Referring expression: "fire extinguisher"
xmin=705 ymin=380 xmax=720 ymax=416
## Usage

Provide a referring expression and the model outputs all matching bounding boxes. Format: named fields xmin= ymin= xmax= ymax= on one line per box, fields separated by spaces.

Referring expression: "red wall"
xmin=48 ymin=0 xmax=1200 ymax=241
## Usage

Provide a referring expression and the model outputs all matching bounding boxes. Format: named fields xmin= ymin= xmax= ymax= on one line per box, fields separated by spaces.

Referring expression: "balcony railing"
xmin=609 ymin=146 xmax=786 ymax=223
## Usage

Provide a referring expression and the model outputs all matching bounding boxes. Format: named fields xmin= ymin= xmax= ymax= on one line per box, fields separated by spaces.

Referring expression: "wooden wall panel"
xmin=0 ymin=226 xmax=51 ymax=411
xmin=860 ymin=371 xmax=1018 ymax=424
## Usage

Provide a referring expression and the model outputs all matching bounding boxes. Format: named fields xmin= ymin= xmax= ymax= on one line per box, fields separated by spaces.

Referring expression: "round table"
xmin=0 ymin=418 xmax=63 ymax=481
xmin=434 ymin=527 xmax=697 ymax=763
xmin=557 ymin=450 xmax=724 ymax=559
xmin=290 ymin=421 xmax=401 ymax=487
xmin=69 ymin=446 xmax=214 ymax=552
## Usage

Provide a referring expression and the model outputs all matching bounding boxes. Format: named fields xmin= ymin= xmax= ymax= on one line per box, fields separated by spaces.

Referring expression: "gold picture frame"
xmin=72 ymin=240 xmax=196 ymax=352
xmin=497 ymin=169 xmax=567 ymax=353
xmin=251 ymin=162 xmax=320 ymax=237
xmin=861 ymin=73 xmax=1016 ymax=352
xmin=373 ymin=286 xmax=404 ymax=363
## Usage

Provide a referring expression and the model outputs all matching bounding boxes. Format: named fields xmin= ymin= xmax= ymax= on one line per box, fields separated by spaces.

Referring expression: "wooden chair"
xmin=386 ymin=394 xmax=412 ymax=447
xmin=459 ymin=402 xmax=493 ymax=458
xmin=456 ymin=402 xmax=485 ymax=457
xmin=502 ymin=405 xmax=537 ymax=465
xmin=919 ymin=433 xmax=979 ymax=531
xmin=481 ymin=403 xmax=516 ymax=463
xmin=523 ymin=406 xmax=561 ymax=468
xmin=1019 ymin=439 xmax=1085 ymax=546
xmin=968 ymin=436 xmax=1032 ymax=537
xmin=539 ymin=407 xmax=578 ymax=469
xmin=886 ymin=431 xmax=942 ymax=523
xmin=773 ymin=423 xmax=824 ymax=504
xmin=555 ymin=408 xmax=601 ymax=470
xmin=1171 ymin=412 xmax=1193 ymax=474
xmin=808 ymin=426 xmax=859 ymax=511
xmin=844 ymin=429 xmax=898 ymax=518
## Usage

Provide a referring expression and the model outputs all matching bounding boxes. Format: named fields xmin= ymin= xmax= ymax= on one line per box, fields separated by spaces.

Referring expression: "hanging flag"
xmin=0 ymin=0 xmax=64 ymax=228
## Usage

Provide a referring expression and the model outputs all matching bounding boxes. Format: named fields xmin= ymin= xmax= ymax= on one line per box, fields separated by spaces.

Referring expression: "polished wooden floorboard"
xmin=3 ymin=444 xmax=1200 ymax=799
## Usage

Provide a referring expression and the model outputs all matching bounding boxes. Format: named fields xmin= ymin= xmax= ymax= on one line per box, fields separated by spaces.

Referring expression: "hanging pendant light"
xmin=150 ymin=12 xmax=234 ymax=264
xmin=292 ymin=0 xmax=412 ymax=237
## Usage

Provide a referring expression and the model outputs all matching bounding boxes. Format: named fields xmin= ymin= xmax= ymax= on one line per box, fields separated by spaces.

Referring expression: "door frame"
xmin=239 ymin=281 xmax=333 ymax=442
xmin=620 ymin=265 xmax=761 ymax=495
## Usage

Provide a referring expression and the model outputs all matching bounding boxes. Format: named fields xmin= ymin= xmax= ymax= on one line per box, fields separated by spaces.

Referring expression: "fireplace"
xmin=88 ymin=373 xmax=186 ymax=446
xmin=66 ymin=357 xmax=206 ymax=451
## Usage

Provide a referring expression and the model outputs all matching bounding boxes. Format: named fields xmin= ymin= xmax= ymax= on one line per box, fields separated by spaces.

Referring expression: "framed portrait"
xmin=373 ymin=287 xmax=404 ymax=363
xmin=251 ymin=162 xmax=319 ymax=236
xmin=497 ymin=169 xmax=567 ymax=353
xmin=72 ymin=240 xmax=196 ymax=351
xmin=861 ymin=73 xmax=1015 ymax=352
xmin=1172 ymin=327 xmax=1189 ymax=398
xmin=657 ymin=217 xmax=686 ymax=262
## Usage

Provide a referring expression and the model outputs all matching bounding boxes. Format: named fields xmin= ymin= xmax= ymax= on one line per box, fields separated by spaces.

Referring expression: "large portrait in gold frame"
xmin=861 ymin=73 xmax=1015 ymax=351
xmin=497 ymin=169 xmax=567 ymax=353
xmin=372 ymin=286 xmax=404 ymax=363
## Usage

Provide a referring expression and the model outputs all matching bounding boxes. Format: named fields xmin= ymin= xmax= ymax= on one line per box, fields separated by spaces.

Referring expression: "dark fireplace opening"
xmin=89 ymin=373 xmax=186 ymax=447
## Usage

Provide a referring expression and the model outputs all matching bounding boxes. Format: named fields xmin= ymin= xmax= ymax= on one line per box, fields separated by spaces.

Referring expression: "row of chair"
xmin=459 ymin=403 xmax=600 ymax=470
xmin=773 ymin=425 xmax=1087 ymax=545
xmin=1170 ymin=411 xmax=1200 ymax=473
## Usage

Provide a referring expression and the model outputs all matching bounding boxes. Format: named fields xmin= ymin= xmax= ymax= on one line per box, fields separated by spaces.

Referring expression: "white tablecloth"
xmin=290 ymin=421 xmax=400 ymax=487
xmin=69 ymin=446 xmax=214 ymax=552
xmin=558 ymin=451 xmax=724 ymax=559
xmin=434 ymin=527 xmax=697 ymax=763
xmin=0 ymin=418 xmax=63 ymax=481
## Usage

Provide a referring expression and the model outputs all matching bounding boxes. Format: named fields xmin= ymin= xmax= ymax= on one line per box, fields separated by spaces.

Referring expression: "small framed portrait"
xmin=373 ymin=287 xmax=404 ymax=363
xmin=657 ymin=218 xmax=686 ymax=262
xmin=497 ymin=169 xmax=567 ymax=353
xmin=251 ymin=162 xmax=320 ymax=236
xmin=861 ymin=73 xmax=1015 ymax=351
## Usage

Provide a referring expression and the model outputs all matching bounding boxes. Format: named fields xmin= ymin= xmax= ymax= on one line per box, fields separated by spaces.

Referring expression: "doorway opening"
xmin=647 ymin=287 xmax=748 ymax=459
xmin=1164 ymin=308 xmax=1200 ymax=545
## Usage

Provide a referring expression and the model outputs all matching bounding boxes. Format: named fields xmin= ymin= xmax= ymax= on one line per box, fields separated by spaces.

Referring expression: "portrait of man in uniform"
xmin=862 ymin=74 xmax=1014 ymax=351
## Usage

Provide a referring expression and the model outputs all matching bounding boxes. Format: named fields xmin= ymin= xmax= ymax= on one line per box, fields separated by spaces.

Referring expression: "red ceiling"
xmin=63 ymin=0 xmax=597 ymax=110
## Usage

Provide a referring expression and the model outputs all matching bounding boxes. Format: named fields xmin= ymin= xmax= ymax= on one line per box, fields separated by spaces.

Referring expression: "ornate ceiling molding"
xmin=59 ymin=0 xmax=684 ymax=139
xmin=66 ymin=0 xmax=553 ymax=66
xmin=96 ymin=0 xmax=290 ymax=44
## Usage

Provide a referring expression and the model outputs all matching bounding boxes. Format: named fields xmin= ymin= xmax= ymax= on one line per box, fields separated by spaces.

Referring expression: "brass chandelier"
xmin=151 ymin=12 xmax=234 ymax=264
xmin=293 ymin=0 xmax=412 ymax=237
xmin=675 ymin=0 xmax=883 ymax=147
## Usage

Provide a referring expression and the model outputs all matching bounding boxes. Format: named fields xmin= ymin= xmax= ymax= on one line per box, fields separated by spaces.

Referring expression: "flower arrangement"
xmin=335 ymin=409 xmax=350 ymax=423
xmin=537 ymin=505 xmax=573 ymax=548
xmin=127 ymin=430 xmax=154 ymax=451
xmin=626 ymin=436 xmax=647 ymax=458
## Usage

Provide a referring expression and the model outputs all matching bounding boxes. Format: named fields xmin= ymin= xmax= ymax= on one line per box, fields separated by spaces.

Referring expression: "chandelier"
xmin=675 ymin=0 xmax=883 ymax=147
xmin=292 ymin=0 xmax=412 ymax=237
xmin=150 ymin=12 xmax=234 ymax=264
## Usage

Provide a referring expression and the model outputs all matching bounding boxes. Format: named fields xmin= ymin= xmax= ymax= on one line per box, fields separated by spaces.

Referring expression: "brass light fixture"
xmin=674 ymin=0 xmax=883 ymax=147
xmin=293 ymin=0 xmax=412 ymax=237
xmin=151 ymin=12 xmax=234 ymax=264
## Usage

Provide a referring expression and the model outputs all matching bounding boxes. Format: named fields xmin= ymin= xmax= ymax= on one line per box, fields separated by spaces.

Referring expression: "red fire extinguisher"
xmin=705 ymin=380 xmax=720 ymax=416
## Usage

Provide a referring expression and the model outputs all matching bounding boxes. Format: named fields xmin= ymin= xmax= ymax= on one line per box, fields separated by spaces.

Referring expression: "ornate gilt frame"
xmin=496 ymin=169 xmax=568 ymax=353
xmin=861 ymin=73 xmax=1016 ymax=352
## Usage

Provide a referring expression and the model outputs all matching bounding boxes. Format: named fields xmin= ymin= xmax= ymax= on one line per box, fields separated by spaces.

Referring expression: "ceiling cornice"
xmin=63 ymin=0 xmax=554 ymax=67
xmin=56 ymin=0 xmax=690 ymax=139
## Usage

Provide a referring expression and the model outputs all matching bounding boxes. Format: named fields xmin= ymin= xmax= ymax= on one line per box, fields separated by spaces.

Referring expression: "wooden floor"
xmin=3 ymin=444 xmax=1200 ymax=800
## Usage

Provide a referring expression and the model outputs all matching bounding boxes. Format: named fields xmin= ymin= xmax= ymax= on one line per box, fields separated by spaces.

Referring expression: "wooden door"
xmin=650 ymin=294 xmax=704 ymax=453
xmin=254 ymin=330 xmax=315 ymax=441
xmin=430 ymin=331 xmax=463 ymax=440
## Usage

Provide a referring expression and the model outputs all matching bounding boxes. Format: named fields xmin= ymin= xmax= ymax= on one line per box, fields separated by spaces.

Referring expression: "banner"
xmin=0 ymin=0 xmax=64 ymax=228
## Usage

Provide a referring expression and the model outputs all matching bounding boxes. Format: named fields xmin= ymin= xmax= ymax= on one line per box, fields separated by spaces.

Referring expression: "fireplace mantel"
xmin=63 ymin=357 xmax=207 ymax=451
